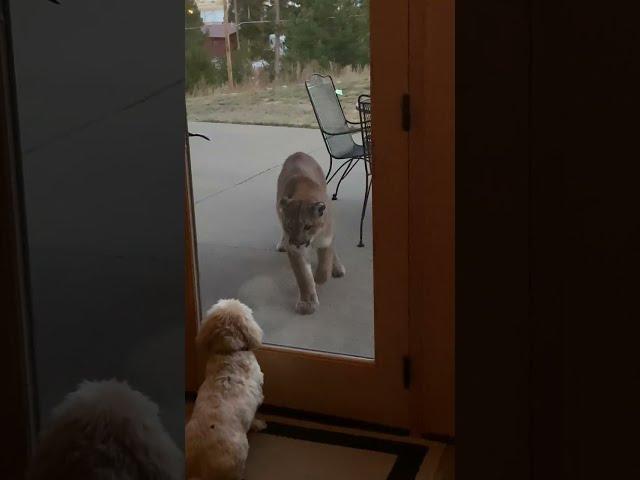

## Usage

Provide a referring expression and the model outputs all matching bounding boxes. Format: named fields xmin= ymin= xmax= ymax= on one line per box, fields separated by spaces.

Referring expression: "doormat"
xmin=246 ymin=422 xmax=428 ymax=480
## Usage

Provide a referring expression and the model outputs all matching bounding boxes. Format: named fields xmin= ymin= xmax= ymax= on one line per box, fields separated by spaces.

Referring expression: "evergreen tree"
xmin=187 ymin=0 xmax=370 ymax=88
xmin=283 ymin=0 xmax=369 ymax=70
xmin=185 ymin=0 xmax=217 ymax=91
xmin=232 ymin=0 xmax=276 ymax=78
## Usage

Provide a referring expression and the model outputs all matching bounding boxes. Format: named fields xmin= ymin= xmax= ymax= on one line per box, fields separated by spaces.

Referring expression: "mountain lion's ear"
xmin=279 ymin=197 xmax=291 ymax=208
xmin=313 ymin=202 xmax=326 ymax=217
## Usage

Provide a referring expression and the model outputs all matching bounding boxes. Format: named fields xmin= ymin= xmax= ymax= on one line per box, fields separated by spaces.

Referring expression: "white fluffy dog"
xmin=27 ymin=379 xmax=183 ymax=480
xmin=186 ymin=299 xmax=266 ymax=480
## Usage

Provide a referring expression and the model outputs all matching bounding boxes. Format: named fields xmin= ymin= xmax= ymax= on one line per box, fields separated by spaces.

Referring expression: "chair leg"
xmin=325 ymin=156 xmax=334 ymax=181
xmin=332 ymin=158 xmax=359 ymax=200
xmin=326 ymin=158 xmax=352 ymax=184
xmin=358 ymin=174 xmax=373 ymax=248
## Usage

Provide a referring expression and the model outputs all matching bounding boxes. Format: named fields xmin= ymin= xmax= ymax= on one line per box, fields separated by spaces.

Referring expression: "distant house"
xmin=200 ymin=9 xmax=223 ymax=23
xmin=201 ymin=23 xmax=238 ymax=60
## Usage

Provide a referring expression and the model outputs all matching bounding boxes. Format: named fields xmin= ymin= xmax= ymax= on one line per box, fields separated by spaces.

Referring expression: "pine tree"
xmin=283 ymin=0 xmax=370 ymax=70
xmin=185 ymin=0 xmax=217 ymax=91
xmin=234 ymin=0 xmax=274 ymax=72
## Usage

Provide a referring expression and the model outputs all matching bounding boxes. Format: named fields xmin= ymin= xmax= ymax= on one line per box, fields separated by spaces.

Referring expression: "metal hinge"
xmin=402 ymin=94 xmax=411 ymax=132
xmin=403 ymin=355 xmax=412 ymax=389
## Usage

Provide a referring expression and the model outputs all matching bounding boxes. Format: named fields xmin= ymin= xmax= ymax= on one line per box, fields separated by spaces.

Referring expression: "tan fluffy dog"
xmin=186 ymin=299 xmax=266 ymax=480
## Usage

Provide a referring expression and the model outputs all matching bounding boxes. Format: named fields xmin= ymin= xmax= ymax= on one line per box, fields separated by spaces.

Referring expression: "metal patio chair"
xmin=357 ymin=94 xmax=372 ymax=247
xmin=305 ymin=74 xmax=366 ymax=201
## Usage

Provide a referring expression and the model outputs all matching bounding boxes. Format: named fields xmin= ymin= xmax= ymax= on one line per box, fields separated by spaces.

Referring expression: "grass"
xmin=186 ymin=67 xmax=370 ymax=128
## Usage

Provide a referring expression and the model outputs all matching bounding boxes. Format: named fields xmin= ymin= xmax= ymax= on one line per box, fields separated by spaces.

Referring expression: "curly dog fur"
xmin=27 ymin=379 xmax=183 ymax=480
xmin=186 ymin=299 xmax=265 ymax=480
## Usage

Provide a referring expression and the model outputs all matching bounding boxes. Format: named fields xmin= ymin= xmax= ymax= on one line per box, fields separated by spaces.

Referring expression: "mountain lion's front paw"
xmin=332 ymin=263 xmax=346 ymax=278
xmin=314 ymin=268 xmax=329 ymax=284
xmin=295 ymin=299 xmax=318 ymax=315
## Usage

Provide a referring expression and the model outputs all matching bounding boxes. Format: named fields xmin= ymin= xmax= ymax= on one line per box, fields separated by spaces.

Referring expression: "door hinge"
xmin=402 ymin=94 xmax=411 ymax=132
xmin=403 ymin=355 xmax=412 ymax=389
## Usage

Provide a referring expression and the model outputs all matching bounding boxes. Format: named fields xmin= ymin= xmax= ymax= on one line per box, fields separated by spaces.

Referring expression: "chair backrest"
xmin=358 ymin=94 xmax=372 ymax=162
xmin=305 ymin=74 xmax=357 ymax=158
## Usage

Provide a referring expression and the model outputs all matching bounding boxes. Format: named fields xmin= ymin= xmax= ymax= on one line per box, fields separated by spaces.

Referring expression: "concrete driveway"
xmin=188 ymin=122 xmax=373 ymax=357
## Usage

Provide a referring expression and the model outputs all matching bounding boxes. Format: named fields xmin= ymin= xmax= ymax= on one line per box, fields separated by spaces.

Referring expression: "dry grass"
xmin=186 ymin=67 xmax=370 ymax=128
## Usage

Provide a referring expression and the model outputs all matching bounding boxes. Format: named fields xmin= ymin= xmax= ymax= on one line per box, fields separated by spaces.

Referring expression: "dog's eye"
xmin=304 ymin=225 xmax=312 ymax=231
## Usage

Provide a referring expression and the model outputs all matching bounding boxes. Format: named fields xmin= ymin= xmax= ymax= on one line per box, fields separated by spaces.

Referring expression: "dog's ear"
xmin=197 ymin=299 xmax=262 ymax=355
xmin=235 ymin=305 xmax=263 ymax=350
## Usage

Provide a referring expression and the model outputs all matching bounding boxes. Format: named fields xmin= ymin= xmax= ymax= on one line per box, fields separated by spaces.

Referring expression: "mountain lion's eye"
xmin=304 ymin=225 xmax=312 ymax=231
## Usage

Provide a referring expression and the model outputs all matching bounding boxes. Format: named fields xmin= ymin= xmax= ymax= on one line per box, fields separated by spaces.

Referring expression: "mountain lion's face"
xmin=279 ymin=197 xmax=326 ymax=248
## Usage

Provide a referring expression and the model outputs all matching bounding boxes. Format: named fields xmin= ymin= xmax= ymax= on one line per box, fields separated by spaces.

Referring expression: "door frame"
xmin=185 ymin=0 xmax=455 ymax=436
xmin=185 ymin=132 xmax=201 ymax=394
xmin=408 ymin=0 xmax=455 ymax=439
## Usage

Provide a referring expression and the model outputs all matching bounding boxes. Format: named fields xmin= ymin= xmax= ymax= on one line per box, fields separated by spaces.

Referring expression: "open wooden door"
xmin=185 ymin=134 xmax=201 ymax=394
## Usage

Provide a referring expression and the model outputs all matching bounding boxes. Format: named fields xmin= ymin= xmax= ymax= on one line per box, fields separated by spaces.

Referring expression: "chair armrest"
xmin=322 ymin=125 xmax=362 ymax=136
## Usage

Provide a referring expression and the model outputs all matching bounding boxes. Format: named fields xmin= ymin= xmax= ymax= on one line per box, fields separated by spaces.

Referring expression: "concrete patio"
xmin=189 ymin=121 xmax=374 ymax=357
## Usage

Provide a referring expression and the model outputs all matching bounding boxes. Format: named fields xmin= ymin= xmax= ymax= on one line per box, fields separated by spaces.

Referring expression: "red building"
xmin=201 ymin=23 xmax=238 ymax=59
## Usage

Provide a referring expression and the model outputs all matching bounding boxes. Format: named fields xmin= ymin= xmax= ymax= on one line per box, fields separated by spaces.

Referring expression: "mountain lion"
xmin=276 ymin=152 xmax=346 ymax=314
